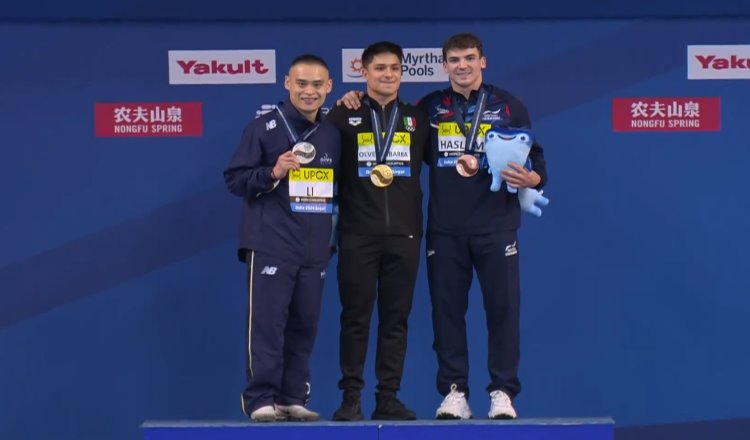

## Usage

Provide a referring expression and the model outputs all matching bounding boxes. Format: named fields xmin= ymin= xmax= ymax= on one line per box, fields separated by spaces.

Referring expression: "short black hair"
xmin=442 ymin=33 xmax=484 ymax=59
xmin=289 ymin=54 xmax=329 ymax=72
xmin=361 ymin=41 xmax=403 ymax=68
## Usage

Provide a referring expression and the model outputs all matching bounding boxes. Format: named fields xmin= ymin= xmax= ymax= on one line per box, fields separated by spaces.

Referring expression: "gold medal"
xmin=456 ymin=154 xmax=479 ymax=177
xmin=370 ymin=164 xmax=394 ymax=188
xmin=292 ymin=141 xmax=316 ymax=165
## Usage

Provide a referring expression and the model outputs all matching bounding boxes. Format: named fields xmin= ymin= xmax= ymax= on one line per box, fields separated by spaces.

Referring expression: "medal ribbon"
xmin=276 ymin=104 xmax=320 ymax=147
xmin=450 ymin=87 xmax=488 ymax=154
xmin=367 ymin=98 xmax=401 ymax=164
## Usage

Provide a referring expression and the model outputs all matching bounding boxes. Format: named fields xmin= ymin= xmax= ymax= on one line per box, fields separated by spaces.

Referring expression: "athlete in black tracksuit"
xmin=418 ymin=84 xmax=547 ymax=404
xmin=326 ymin=96 xmax=429 ymax=420
xmin=224 ymin=99 xmax=341 ymax=419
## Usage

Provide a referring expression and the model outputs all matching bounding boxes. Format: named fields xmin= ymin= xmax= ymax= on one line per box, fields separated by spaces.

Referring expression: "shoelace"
xmin=444 ymin=390 xmax=466 ymax=404
xmin=490 ymin=391 xmax=511 ymax=405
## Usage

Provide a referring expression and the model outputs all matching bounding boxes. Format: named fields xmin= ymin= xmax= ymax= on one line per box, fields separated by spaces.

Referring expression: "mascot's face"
xmin=485 ymin=127 xmax=534 ymax=149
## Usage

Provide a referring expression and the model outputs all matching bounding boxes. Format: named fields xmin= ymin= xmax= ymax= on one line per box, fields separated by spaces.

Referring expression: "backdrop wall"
xmin=1 ymin=13 xmax=749 ymax=440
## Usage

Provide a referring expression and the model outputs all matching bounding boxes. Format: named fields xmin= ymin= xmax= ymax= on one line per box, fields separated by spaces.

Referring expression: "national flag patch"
xmin=403 ymin=116 xmax=416 ymax=132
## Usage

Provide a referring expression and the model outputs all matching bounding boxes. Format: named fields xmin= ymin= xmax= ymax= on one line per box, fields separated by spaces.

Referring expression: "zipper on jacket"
xmin=379 ymin=104 xmax=391 ymax=229
xmin=384 ymin=189 xmax=391 ymax=228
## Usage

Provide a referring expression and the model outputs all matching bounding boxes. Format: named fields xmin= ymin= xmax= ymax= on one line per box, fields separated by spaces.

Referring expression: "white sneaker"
xmin=275 ymin=404 xmax=321 ymax=422
xmin=250 ymin=405 xmax=277 ymax=422
xmin=488 ymin=389 xmax=517 ymax=419
xmin=436 ymin=384 xmax=472 ymax=419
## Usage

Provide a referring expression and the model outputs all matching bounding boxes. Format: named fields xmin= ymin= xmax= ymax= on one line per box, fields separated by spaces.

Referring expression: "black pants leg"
xmin=374 ymin=235 xmax=421 ymax=393
xmin=336 ymin=233 xmax=380 ymax=392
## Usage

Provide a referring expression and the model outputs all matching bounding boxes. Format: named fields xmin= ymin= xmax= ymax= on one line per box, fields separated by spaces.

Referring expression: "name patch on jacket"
xmin=288 ymin=168 xmax=334 ymax=214
xmin=356 ymin=131 xmax=412 ymax=177
xmin=436 ymin=122 xmax=491 ymax=168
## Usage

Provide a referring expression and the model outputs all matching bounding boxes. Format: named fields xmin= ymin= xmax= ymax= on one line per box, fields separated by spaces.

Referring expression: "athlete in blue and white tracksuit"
xmin=224 ymin=99 xmax=341 ymax=416
xmin=418 ymin=84 xmax=547 ymax=401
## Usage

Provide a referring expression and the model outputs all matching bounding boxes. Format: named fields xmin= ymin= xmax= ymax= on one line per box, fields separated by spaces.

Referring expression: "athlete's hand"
xmin=501 ymin=162 xmax=541 ymax=188
xmin=271 ymin=151 xmax=300 ymax=180
xmin=336 ymin=91 xmax=365 ymax=110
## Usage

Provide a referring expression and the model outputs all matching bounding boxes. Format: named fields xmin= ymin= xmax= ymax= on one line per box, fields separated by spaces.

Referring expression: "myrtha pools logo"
xmin=341 ymin=48 xmax=447 ymax=83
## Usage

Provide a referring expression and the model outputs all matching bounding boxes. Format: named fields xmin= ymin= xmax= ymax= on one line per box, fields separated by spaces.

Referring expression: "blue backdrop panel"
xmin=1 ymin=18 xmax=749 ymax=440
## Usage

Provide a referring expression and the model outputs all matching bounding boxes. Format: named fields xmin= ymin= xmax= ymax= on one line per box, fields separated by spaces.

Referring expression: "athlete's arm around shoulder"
xmin=416 ymin=89 xmax=443 ymax=113
xmin=411 ymin=101 xmax=432 ymax=165
xmin=415 ymin=90 xmax=447 ymax=165
xmin=324 ymin=103 xmax=351 ymax=131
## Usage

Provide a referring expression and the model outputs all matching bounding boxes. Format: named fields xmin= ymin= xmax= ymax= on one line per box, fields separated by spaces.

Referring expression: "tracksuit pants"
xmin=336 ymin=233 xmax=421 ymax=394
xmin=241 ymin=251 xmax=326 ymax=414
xmin=426 ymin=230 xmax=521 ymax=398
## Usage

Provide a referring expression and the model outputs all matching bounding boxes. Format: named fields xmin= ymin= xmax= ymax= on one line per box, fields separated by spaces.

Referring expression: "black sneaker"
xmin=332 ymin=391 xmax=363 ymax=421
xmin=371 ymin=392 xmax=417 ymax=420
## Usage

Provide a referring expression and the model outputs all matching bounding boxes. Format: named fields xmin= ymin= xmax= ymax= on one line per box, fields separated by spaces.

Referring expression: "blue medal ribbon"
xmin=275 ymin=103 xmax=320 ymax=146
xmin=366 ymin=98 xmax=401 ymax=164
xmin=450 ymin=87 xmax=488 ymax=154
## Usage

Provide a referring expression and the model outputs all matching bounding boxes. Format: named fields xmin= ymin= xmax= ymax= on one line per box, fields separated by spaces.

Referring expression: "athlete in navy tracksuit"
xmin=223 ymin=55 xmax=341 ymax=422
xmin=417 ymin=33 xmax=548 ymax=420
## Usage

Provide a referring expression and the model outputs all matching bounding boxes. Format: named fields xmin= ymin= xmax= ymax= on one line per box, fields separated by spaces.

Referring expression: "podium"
xmin=142 ymin=418 xmax=614 ymax=440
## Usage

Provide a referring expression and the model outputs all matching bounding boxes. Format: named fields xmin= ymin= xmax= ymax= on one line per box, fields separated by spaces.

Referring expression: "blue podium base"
xmin=142 ymin=418 xmax=614 ymax=440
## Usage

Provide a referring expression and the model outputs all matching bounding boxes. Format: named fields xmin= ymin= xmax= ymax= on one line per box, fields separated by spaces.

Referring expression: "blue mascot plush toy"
xmin=484 ymin=126 xmax=549 ymax=217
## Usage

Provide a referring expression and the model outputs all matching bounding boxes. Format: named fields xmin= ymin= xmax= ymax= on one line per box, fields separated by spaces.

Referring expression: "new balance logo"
xmin=260 ymin=266 xmax=278 ymax=275
xmin=265 ymin=120 xmax=277 ymax=131
xmin=505 ymin=241 xmax=518 ymax=257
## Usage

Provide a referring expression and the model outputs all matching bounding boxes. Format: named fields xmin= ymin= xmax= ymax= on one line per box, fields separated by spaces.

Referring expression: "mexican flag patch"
xmin=403 ymin=116 xmax=416 ymax=132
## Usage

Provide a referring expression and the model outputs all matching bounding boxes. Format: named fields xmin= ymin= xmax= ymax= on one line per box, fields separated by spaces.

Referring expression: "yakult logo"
xmin=688 ymin=45 xmax=750 ymax=80
xmin=341 ymin=48 xmax=447 ymax=83
xmin=169 ymin=50 xmax=276 ymax=85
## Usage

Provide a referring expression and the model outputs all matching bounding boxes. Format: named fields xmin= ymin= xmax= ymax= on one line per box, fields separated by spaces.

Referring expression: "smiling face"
xmin=363 ymin=52 xmax=402 ymax=106
xmin=443 ymin=47 xmax=486 ymax=97
xmin=284 ymin=62 xmax=332 ymax=121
